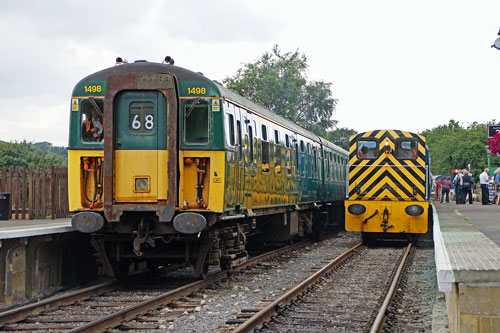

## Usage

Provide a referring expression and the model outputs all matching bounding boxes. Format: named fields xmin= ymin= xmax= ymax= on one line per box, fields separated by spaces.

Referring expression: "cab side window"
xmin=184 ymin=99 xmax=209 ymax=144
xmin=80 ymin=99 xmax=104 ymax=143
xmin=357 ymin=140 xmax=378 ymax=159
xmin=396 ymin=139 xmax=418 ymax=160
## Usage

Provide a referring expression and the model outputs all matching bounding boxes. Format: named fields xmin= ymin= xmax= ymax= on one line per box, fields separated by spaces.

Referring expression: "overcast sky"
xmin=1 ymin=0 xmax=500 ymax=146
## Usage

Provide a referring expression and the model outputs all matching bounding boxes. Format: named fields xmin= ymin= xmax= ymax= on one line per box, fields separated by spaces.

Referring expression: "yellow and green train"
xmin=345 ymin=130 xmax=432 ymax=243
xmin=68 ymin=57 xmax=348 ymax=278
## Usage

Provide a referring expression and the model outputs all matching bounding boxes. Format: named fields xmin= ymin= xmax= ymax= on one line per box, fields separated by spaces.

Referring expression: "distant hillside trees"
xmin=0 ymin=140 xmax=67 ymax=168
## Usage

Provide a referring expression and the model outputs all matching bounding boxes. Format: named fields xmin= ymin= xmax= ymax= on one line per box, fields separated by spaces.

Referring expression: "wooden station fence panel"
xmin=0 ymin=166 xmax=69 ymax=220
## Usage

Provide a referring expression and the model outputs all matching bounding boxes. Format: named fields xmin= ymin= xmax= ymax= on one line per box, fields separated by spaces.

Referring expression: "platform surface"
xmin=433 ymin=202 xmax=500 ymax=292
xmin=0 ymin=218 xmax=73 ymax=239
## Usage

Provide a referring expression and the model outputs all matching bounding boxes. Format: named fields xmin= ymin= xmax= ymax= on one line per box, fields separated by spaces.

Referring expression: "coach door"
xmin=230 ymin=107 xmax=242 ymax=209
xmin=114 ymin=91 xmax=168 ymax=203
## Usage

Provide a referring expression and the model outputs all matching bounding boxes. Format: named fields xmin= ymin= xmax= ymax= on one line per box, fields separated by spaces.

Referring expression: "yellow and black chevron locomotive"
xmin=345 ymin=129 xmax=431 ymax=240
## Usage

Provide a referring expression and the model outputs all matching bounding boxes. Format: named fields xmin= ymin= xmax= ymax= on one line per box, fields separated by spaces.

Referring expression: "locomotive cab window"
xmin=357 ymin=140 xmax=378 ymax=159
xmin=396 ymin=139 xmax=418 ymax=160
xmin=80 ymin=99 xmax=104 ymax=143
xmin=184 ymin=99 xmax=209 ymax=144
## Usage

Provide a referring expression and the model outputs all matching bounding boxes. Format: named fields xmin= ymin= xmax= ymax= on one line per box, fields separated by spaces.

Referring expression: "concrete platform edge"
xmin=432 ymin=203 xmax=455 ymax=292
xmin=0 ymin=223 xmax=74 ymax=240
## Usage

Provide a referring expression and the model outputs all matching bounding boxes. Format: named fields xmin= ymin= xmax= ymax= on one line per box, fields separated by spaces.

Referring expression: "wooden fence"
xmin=0 ymin=166 xmax=69 ymax=220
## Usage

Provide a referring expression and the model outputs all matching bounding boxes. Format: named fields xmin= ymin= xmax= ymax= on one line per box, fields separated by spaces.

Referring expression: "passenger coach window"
xmin=248 ymin=126 xmax=254 ymax=163
xmin=274 ymin=129 xmax=281 ymax=174
xmin=236 ymin=120 xmax=242 ymax=160
xmin=227 ymin=114 xmax=235 ymax=146
xmin=184 ymin=99 xmax=209 ymax=144
xmin=80 ymin=99 xmax=104 ymax=143
xmin=357 ymin=140 xmax=378 ymax=159
xmin=396 ymin=139 xmax=418 ymax=160
xmin=261 ymin=125 xmax=270 ymax=172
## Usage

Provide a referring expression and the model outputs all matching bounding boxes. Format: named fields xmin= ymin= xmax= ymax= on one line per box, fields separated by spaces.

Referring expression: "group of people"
xmin=438 ymin=169 xmax=475 ymax=204
xmin=439 ymin=168 xmax=498 ymax=205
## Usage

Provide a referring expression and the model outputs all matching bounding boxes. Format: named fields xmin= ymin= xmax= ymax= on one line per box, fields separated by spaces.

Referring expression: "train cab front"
xmin=69 ymin=62 xmax=230 ymax=278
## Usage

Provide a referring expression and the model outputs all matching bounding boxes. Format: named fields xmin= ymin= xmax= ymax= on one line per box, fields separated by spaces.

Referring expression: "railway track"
xmin=0 ymin=242 xmax=306 ymax=332
xmin=231 ymin=242 xmax=412 ymax=332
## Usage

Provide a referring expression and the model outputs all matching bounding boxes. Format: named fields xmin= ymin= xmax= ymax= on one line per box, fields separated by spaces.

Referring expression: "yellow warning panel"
xmin=72 ymin=99 xmax=79 ymax=111
xmin=212 ymin=99 xmax=220 ymax=111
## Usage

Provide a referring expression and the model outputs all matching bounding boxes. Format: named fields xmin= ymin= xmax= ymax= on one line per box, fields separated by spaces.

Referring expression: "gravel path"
xmin=163 ymin=232 xmax=360 ymax=332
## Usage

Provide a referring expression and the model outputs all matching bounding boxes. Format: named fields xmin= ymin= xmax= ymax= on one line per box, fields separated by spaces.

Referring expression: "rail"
xmin=370 ymin=242 xmax=412 ymax=333
xmin=0 ymin=240 xmax=308 ymax=332
xmin=233 ymin=242 xmax=364 ymax=333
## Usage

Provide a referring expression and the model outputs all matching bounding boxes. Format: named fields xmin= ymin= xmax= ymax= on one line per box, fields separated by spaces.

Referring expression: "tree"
xmin=0 ymin=140 xmax=67 ymax=168
xmin=223 ymin=45 xmax=337 ymax=135
xmin=421 ymin=120 xmax=500 ymax=179
xmin=326 ymin=127 xmax=357 ymax=151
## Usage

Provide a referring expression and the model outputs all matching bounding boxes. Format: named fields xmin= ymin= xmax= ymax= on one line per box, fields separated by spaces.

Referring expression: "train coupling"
xmin=133 ymin=218 xmax=155 ymax=256
xmin=381 ymin=207 xmax=393 ymax=232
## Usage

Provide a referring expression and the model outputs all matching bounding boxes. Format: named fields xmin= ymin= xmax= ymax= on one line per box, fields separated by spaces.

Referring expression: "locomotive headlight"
xmin=405 ymin=204 xmax=424 ymax=216
xmin=348 ymin=203 xmax=366 ymax=215
xmin=134 ymin=177 xmax=150 ymax=192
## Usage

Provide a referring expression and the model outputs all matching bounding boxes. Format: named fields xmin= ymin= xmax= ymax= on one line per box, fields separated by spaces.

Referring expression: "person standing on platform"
xmin=436 ymin=177 xmax=442 ymax=201
xmin=495 ymin=171 xmax=500 ymax=205
xmin=480 ymin=168 xmax=491 ymax=205
xmin=462 ymin=170 xmax=474 ymax=204
xmin=454 ymin=170 xmax=463 ymax=204
xmin=441 ymin=176 xmax=452 ymax=203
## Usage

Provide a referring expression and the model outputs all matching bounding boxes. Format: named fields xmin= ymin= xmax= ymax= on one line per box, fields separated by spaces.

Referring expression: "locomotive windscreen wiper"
xmin=185 ymin=97 xmax=201 ymax=118
xmin=88 ymin=96 xmax=103 ymax=117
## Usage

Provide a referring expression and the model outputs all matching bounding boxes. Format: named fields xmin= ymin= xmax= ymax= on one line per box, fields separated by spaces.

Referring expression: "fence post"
xmin=51 ymin=166 xmax=56 ymax=220
xmin=22 ymin=166 xmax=27 ymax=219
xmin=28 ymin=166 xmax=33 ymax=219
xmin=0 ymin=166 xmax=3 ymax=191
xmin=14 ymin=166 xmax=19 ymax=219
xmin=8 ymin=166 xmax=13 ymax=219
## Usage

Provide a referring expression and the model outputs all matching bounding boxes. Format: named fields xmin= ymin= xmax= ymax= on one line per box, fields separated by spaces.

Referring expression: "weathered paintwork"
xmin=68 ymin=61 xmax=348 ymax=229
xmin=345 ymin=129 xmax=430 ymax=234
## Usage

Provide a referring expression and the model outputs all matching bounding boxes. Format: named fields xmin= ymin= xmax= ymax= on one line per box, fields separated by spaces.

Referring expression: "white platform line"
xmin=433 ymin=203 xmax=456 ymax=292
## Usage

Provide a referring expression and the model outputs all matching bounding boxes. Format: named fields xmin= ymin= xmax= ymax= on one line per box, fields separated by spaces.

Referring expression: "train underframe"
xmin=89 ymin=202 xmax=344 ymax=279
